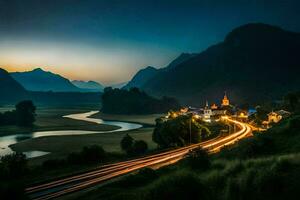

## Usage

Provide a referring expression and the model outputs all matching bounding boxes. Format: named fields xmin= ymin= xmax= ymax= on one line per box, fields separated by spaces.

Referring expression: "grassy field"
xmin=92 ymin=112 xmax=163 ymax=125
xmin=8 ymin=107 xmax=160 ymax=166
xmin=0 ymin=106 xmax=121 ymax=136
xmin=11 ymin=127 xmax=157 ymax=166
xmin=66 ymin=152 xmax=300 ymax=200
xmin=63 ymin=115 xmax=300 ymax=200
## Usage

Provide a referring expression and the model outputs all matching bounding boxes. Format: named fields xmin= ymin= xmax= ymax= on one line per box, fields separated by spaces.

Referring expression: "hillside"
xmin=72 ymin=80 xmax=104 ymax=92
xmin=139 ymin=23 xmax=300 ymax=106
xmin=11 ymin=68 xmax=81 ymax=92
xmin=124 ymin=53 xmax=197 ymax=90
xmin=164 ymin=53 xmax=197 ymax=71
xmin=0 ymin=68 xmax=29 ymax=103
xmin=101 ymin=87 xmax=180 ymax=114
xmin=123 ymin=66 xmax=158 ymax=89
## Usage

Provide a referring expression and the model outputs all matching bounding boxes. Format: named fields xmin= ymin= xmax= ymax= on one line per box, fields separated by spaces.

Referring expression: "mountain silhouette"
xmin=124 ymin=53 xmax=197 ymax=90
xmin=136 ymin=23 xmax=300 ymax=105
xmin=123 ymin=66 xmax=158 ymax=89
xmin=0 ymin=68 xmax=101 ymax=105
xmin=11 ymin=68 xmax=81 ymax=92
xmin=0 ymin=68 xmax=29 ymax=103
xmin=72 ymin=80 xmax=104 ymax=92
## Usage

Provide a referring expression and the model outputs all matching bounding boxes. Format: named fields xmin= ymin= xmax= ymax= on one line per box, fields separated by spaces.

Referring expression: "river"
xmin=0 ymin=111 xmax=142 ymax=158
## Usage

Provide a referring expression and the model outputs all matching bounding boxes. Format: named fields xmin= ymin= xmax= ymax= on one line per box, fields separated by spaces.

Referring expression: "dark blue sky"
xmin=0 ymin=0 xmax=299 ymax=84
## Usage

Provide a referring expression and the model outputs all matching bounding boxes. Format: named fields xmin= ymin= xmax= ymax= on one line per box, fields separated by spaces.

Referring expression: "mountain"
xmin=0 ymin=68 xmax=101 ymax=105
xmin=11 ymin=68 xmax=81 ymax=92
xmin=164 ymin=53 xmax=197 ymax=70
xmin=72 ymin=80 xmax=104 ymax=92
xmin=123 ymin=53 xmax=197 ymax=90
xmin=139 ymin=23 xmax=300 ymax=105
xmin=123 ymin=66 xmax=158 ymax=89
xmin=0 ymin=68 xmax=29 ymax=103
xmin=109 ymin=82 xmax=128 ymax=89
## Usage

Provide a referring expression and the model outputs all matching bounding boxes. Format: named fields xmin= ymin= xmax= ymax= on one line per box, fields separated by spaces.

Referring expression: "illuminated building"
xmin=203 ymin=101 xmax=212 ymax=119
xmin=211 ymin=103 xmax=218 ymax=110
xmin=221 ymin=92 xmax=230 ymax=106
xmin=268 ymin=111 xmax=282 ymax=123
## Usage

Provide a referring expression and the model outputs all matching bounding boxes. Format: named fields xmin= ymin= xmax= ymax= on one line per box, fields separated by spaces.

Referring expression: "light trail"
xmin=26 ymin=118 xmax=251 ymax=200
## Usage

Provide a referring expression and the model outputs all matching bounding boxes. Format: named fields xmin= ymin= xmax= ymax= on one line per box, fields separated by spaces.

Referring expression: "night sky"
xmin=0 ymin=0 xmax=300 ymax=84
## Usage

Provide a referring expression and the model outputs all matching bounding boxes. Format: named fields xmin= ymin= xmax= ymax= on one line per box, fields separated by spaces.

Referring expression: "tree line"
xmin=153 ymin=114 xmax=211 ymax=148
xmin=0 ymin=100 xmax=36 ymax=127
xmin=101 ymin=87 xmax=180 ymax=114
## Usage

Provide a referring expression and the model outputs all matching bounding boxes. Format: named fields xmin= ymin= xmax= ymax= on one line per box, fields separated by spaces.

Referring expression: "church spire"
xmin=221 ymin=91 xmax=230 ymax=106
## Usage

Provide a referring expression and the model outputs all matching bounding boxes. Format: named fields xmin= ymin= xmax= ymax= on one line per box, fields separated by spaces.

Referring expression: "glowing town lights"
xmin=193 ymin=114 xmax=200 ymax=119
xmin=221 ymin=116 xmax=229 ymax=120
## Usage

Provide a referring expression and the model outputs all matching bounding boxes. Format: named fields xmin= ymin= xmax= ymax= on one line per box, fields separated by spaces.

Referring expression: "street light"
xmin=189 ymin=117 xmax=192 ymax=145
xmin=189 ymin=115 xmax=195 ymax=145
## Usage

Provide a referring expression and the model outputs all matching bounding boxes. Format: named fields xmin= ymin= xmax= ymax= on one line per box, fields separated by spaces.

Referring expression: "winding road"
xmin=26 ymin=117 xmax=252 ymax=200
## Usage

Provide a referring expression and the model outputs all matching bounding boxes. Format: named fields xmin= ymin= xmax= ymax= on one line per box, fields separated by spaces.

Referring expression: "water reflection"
xmin=0 ymin=111 xmax=142 ymax=158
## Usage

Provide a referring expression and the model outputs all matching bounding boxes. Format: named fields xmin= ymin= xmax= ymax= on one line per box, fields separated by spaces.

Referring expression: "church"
xmin=221 ymin=92 xmax=230 ymax=106
xmin=201 ymin=92 xmax=230 ymax=120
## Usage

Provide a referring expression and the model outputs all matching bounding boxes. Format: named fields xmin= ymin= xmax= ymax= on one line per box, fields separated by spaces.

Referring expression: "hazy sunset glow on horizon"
xmin=1 ymin=0 xmax=300 ymax=84
xmin=0 ymin=38 xmax=177 ymax=84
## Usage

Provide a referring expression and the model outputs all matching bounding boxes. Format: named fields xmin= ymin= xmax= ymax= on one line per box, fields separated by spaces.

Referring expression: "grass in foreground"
xmin=65 ymin=115 xmax=300 ymax=200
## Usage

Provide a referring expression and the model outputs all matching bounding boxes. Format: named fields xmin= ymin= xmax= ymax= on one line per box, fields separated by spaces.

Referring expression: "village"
xmin=165 ymin=92 xmax=291 ymax=129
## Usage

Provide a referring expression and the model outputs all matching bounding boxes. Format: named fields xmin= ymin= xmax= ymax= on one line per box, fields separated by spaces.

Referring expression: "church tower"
xmin=203 ymin=100 xmax=212 ymax=119
xmin=221 ymin=92 xmax=230 ymax=106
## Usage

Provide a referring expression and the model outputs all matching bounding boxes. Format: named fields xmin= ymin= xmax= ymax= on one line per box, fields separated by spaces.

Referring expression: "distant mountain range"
xmin=72 ymin=80 xmax=104 ymax=92
xmin=124 ymin=23 xmax=300 ymax=106
xmin=0 ymin=68 xmax=101 ymax=105
xmin=11 ymin=68 xmax=81 ymax=92
xmin=109 ymin=82 xmax=128 ymax=89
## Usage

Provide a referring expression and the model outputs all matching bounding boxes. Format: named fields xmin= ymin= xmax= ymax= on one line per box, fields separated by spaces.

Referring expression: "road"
xmin=26 ymin=118 xmax=252 ymax=200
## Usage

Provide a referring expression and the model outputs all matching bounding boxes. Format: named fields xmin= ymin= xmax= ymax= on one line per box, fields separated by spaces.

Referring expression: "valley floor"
xmin=0 ymin=106 xmax=120 ymax=136
xmin=7 ymin=106 xmax=160 ymax=166
xmin=11 ymin=127 xmax=157 ymax=166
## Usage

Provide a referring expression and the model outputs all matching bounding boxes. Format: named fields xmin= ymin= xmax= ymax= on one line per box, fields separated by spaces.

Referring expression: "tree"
xmin=182 ymin=148 xmax=210 ymax=170
xmin=153 ymin=115 xmax=211 ymax=148
xmin=15 ymin=100 xmax=36 ymax=126
xmin=81 ymin=145 xmax=106 ymax=163
xmin=284 ymin=93 xmax=299 ymax=111
xmin=120 ymin=134 xmax=148 ymax=156
xmin=133 ymin=140 xmax=148 ymax=155
xmin=67 ymin=145 xmax=106 ymax=164
xmin=0 ymin=152 xmax=28 ymax=179
xmin=101 ymin=87 xmax=180 ymax=114
xmin=121 ymin=134 xmax=134 ymax=154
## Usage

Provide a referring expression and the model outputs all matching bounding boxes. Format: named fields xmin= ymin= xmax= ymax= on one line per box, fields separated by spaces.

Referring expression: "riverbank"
xmin=9 ymin=109 xmax=160 ymax=166
xmin=91 ymin=112 xmax=162 ymax=126
xmin=11 ymin=127 xmax=156 ymax=166
xmin=0 ymin=107 xmax=120 ymax=136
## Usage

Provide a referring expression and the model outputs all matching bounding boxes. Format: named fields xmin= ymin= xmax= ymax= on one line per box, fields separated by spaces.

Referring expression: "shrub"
xmin=132 ymin=140 xmax=148 ymax=155
xmin=67 ymin=145 xmax=106 ymax=164
xmin=120 ymin=134 xmax=148 ymax=156
xmin=42 ymin=159 xmax=66 ymax=168
xmin=144 ymin=171 xmax=211 ymax=200
xmin=0 ymin=182 xmax=28 ymax=200
xmin=115 ymin=168 xmax=158 ymax=188
xmin=121 ymin=134 xmax=134 ymax=154
xmin=181 ymin=148 xmax=211 ymax=170
xmin=0 ymin=152 xmax=28 ymax=179
xmin=15 ymin=100 xmax=36 ymax=126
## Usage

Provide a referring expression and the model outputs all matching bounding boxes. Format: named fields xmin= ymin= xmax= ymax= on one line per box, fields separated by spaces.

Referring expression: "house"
xmin=268 ymin=111 xmax=282 ymax=123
